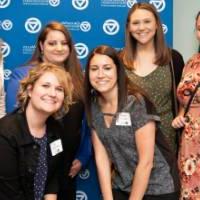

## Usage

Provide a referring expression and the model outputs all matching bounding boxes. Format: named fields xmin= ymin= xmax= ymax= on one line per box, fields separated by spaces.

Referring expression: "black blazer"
xmin=58 ymin=100 xmax=84 ymax=200
xmin=0 ymin=111 xmax=63 ymax=200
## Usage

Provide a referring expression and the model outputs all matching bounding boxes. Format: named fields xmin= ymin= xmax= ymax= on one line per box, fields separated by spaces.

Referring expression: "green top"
xmin=126 ymin=65 xmax=176 ymax=152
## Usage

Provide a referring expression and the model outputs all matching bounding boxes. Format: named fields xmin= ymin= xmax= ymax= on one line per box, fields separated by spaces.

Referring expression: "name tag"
xmin=116 ymin=112 xmax=131 ymax=126
xmin=50 ymin=139 xmax=63 ymax=156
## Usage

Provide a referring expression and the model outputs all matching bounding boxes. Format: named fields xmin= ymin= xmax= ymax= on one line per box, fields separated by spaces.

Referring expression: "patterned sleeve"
xmin=130 ymin=96 xmax=160 ymax=131
xmin=182 ymin=54 xmax=200 ymax=76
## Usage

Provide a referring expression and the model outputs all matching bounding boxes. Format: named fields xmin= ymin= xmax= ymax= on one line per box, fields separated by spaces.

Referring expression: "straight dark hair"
xmin=84 ymin=45 xmax=142 ymax=126
xmin=120 ymin=2 xmax=171 ymax=69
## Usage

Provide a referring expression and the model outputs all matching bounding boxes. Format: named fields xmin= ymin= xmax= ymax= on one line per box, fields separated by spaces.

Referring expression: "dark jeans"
xmin=112 ymin=189 xmax=179 ymax=200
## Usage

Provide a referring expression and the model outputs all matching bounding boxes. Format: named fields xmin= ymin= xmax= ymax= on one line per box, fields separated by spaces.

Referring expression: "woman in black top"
xmin=0 ymin=63 xmax=73 ymax=200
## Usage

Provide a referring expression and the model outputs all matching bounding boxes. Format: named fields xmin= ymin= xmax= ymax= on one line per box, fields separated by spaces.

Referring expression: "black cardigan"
xmin=0 ymin=111 xmax=63 ymax=200
xmin=170 ymin=48 xmax=185 ymax=117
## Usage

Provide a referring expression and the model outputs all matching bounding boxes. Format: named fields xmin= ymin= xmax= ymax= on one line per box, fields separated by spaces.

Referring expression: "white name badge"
xmin=50 ymin=139 xmax=63 ymax=156
xmin=116 ymin=112 xmax=131 ymax=126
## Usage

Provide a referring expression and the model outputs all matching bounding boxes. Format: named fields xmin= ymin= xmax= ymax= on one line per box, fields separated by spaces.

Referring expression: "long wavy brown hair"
xmin=27 ymin=21 xmax=83 ymax=100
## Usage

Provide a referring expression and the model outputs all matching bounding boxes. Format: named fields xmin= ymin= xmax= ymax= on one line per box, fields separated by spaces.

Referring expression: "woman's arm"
xmin=129 ymin=121 xmax=155 ymax=200
xmin=171 ymin=105 xmax=186 ymax=129
xmin=92 ymin=130 xmax=113 ymax=200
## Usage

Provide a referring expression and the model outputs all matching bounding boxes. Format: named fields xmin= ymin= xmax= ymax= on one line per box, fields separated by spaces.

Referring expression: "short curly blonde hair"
xmin=17 ymin=62 xmax=74 ymax=118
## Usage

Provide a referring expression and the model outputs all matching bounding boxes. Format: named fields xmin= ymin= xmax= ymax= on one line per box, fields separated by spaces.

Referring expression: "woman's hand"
xmin=172 ymin=115 xmax=186 ymax=129
xmin=69 ymin=159 xmax=82 ymax=178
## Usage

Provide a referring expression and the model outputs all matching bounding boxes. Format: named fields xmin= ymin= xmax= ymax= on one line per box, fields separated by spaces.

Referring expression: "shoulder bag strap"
xmin=170 ymin=58 xmax=179 ymax=116
xmin=184 ymin=82 xmax=200 ymax=116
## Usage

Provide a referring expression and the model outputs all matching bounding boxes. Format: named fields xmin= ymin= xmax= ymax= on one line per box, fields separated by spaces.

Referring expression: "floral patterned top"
xmin=177 ymin=53 xmax=200 ymax=200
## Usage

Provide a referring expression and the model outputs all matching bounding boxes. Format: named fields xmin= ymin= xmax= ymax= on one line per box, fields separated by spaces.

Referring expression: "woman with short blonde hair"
xmin=17 ymin=62 xmax=74 ymax=119
xmin=0 ymin=62 xmax=74 ymax=200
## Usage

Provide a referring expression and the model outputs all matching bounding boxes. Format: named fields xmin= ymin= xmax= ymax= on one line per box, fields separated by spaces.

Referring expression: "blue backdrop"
xmin=0 ymin=0 xmax=172 ymax=199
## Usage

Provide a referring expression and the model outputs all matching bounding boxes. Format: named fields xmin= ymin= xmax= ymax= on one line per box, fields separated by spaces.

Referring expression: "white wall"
xmin=173 ymin=0 xmax=200 ymax=62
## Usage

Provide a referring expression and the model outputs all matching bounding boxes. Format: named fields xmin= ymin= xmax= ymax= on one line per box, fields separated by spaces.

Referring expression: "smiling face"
xmin=89 ymin=53 xmax=118 ymax=96
xmin=27 ymin=71 xmax=65 ymax=117
xmin=128 ymin=8 xmax=157 ymax=47
xmin=40 ymin=30 xmax=70 ymax=66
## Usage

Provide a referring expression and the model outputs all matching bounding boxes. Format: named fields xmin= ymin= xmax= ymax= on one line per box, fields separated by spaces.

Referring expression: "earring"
xmin=91 ymin=88 xmax=97 ymax=96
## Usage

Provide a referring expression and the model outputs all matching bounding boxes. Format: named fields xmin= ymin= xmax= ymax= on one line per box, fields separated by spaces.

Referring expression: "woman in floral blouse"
xmin=172 ymin=11 xmax=200 ymax=200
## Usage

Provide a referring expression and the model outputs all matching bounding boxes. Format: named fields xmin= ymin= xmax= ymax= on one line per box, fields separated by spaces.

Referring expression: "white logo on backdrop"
xmin=80 ymin=21 xmax=91 ymax=32
xmin=103 ymin=19 xmax=120 ymax=35
xmin=49 ymin=0 xmax=60 ymax=7
xmin=22 ymin=45 xmax=35 ymax=55
xmin=75 ymin=43 xmax=89 ymax=59
xmin=72 ymin=0 xmax=89 ymax=10
xmin=25 ymin=17 xmax=42 ymax=34
xmin=0 ymin=0 xmax=11 ymax=8
xmin=1 ymin=42 xmax=10 ymax=57
xmin=79 ymin=169 xmax=90 ymax=179
xmin=162 ymin=23 xmax=168 ymax=34
xmin=149 ymin=0 xmax=166 ymax=12
xmin=4 ymin=69 xmax=12 ymax=80
xmin=1 ymin=19 xmax=13 ymax=30
xmin=76 ymin=191 xmax=88 ymax=200
xmin=127 ymin=0 xmax=137 ymax=8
